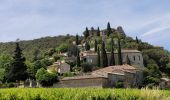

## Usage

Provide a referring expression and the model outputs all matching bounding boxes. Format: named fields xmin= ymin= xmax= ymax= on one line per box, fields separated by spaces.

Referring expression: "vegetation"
xmin=36 ymin=68 xmax=58 ymax=87
xmin=0 ymin=88 xmax=169 ymax=100
xmin=5 ymin=43 xmax=28 ymax=82
xmin=101 ymin=41 xmax=108 ymax=67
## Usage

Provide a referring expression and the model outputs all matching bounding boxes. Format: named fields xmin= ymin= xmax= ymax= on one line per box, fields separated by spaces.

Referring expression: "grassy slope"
xmin=0 ymin=88 xmax=170 ymax=100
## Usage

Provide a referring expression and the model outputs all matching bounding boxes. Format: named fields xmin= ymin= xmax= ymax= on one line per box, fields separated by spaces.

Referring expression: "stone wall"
xmin=53 ymin=77 xmax=108 ymax=88
xmin=85 ymin=52 xmax=144 ymax=67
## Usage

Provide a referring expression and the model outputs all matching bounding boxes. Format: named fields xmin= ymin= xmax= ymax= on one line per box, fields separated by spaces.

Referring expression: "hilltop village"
xmin=0 ymin=22 xmax=170 ymax=89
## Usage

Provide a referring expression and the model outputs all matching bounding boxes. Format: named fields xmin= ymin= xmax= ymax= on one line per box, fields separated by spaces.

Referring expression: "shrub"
xmin=36 ymin=68 xmax=58 ymax=87
xmin=81 ymin=63 xmax=93 ymax=72
xmin=115 ymin=80 xmax=124 ymax=88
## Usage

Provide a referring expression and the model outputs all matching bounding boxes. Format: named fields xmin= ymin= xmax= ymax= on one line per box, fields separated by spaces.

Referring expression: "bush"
xmin=81 ymin=63 xmax=93 ymax=72
xmin=63 ymin=72 xmax=75 ymax=77
xmin=115 ymin=81 xmax=124 ymax=88
xmin=36 ymin=68 xmax=58 ymax=87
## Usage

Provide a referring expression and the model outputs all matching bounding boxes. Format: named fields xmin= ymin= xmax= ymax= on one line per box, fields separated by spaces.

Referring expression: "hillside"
xmin=0 ymin=35 xmax=76 ymax=61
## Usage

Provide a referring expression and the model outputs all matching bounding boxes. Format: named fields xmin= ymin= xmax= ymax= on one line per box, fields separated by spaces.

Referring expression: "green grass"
xmin=0 ymin=88 xmax=170 ymax=100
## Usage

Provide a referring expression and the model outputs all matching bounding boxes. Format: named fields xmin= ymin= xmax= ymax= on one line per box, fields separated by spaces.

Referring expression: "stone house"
xmin=54 ymin=60 xmax=70 ymax=74
xmin=54 ymin=65 xmax=143 ymax=88
xmin=80 ymin=49 xmax=144 ymax=67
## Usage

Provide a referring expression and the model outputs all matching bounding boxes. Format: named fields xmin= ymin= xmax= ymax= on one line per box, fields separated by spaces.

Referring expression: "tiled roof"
xmin=93 ymin=64 xmax=137 ymax=75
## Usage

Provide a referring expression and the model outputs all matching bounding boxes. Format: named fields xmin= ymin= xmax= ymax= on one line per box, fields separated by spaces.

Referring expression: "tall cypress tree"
xmin=6 ymin=42 xmax=28 ymax=82
xmin=110 ymin=38 xmax=115 ymax=66
xmin=94 ymin=39 xmax=97 ymax=52
xmin=117 ymin=38 xmax=123 ymax=65
xmin=76 ymin=34 xmax=79 ymax=45
xmin=136 ymin=36 xmax=139 ymax=44
xmin=83 ymin=27 xmax=89 ymax=39
xmin=126 ymin=55 xmax=131 ymax=65
xmin=85 ymin=42 xmax=90 ymax=51
xmin=97 ymin=47 xmax=101 ymax=67
xmin=101 ymin=41 xmax=108 ymax=67
xmin=76 ymin=50 xmax=80 ymax=67
xmin=97 ymin=27 xmax=100 ymax=36
xmin=107 ymin=22 xmax=112 ymax=36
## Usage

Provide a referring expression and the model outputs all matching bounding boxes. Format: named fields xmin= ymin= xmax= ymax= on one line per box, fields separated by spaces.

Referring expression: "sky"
xmin=0 ymin=0 xmax=170 ymax=50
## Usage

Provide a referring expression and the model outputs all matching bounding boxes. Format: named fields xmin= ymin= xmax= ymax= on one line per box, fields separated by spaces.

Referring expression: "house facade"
xmin=81 ymin=49 xmax=144 ymax=67
xmin=54 ymin=65 xmax=144 ymax=88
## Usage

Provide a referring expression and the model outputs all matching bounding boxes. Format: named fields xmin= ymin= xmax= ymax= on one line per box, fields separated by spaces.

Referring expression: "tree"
xmin=126 ymin=55 xmax=131 ymax=65
xmin=56 ymin=43 xmax=69 ymax=53
xmin=136 ymin=36 xmax=139 ymax=44
xmin=76 ymin=34 xmax=79 ymax=45
xmin=110 ymin=38 xmax=115 ymax=66
xmin=83 ymin=27 xmax=89 ymax=39
xmin=91 ymin=27 xmax=94 ymax=36
xmin=94 ymin=39 xmax=97 ymax=52
xmin=85 ymin=42 xmax=90 ymax=51
xmin=97 ymin=27 xmax=100 ymax=36
xmin=76 ymin=50 xmax=80 ymax=67
xmin=97 ymin=47 xmax=101 ymax=67
xmin=107 ymin=22 xmax=112 ymax=36
xmin=6 ymin=43 xmax=28 ymax=82
xmin=101 ymin=41 xmax=108 ymax=67
xmin=36 ymin=68 xmax=58 ymax=87
xmin=117 ymin=38 xmax=123 ymax=65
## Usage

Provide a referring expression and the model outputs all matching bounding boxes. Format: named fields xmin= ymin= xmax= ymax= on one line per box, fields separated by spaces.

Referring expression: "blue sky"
xmin=0 ymin=0 xmax=170 ymax=50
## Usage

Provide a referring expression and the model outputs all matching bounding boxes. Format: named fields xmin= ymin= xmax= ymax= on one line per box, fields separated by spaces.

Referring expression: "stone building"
xmin=80 ymin=49 xmax=144 ymax=67
xmin=54 ymin=60 xmax=70 ymax=74
xmin=54 ymin=65 xmax=143 ymax=88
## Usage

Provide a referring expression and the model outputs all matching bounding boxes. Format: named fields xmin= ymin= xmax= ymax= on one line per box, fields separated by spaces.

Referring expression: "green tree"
xmin=76 ymin=50 xmax=80 ymax=67
xmin=6 ymin=43 xmax=28 ymax=82
xmin=107 ymin=22 xmax=112 ymax=36
xmin=110 ymin=38 xmax=115 ymax=66
xmin=101 ymin=41 xmax=108 ymax=67
xmin=94 ymin=39 xmax=98 ymax=52
xmin=56 ymin=43 xmax=69 ymax=53
xmin=126 ymin=55 xmax=131 ymax=65
xmin=85 ymin=42 xmax=90 ymax=51
xmin=97 ymin=27 xmax=100 ymax=36
xmin=76 ymin=34 xmax=79 ymax=45
xmin=117 ymin=38 xmax=123 ymax=65
xmin=97 ymin=47 xmax=101 ymax=67
xmin=36 ymin=68 xmax=58 ymax=87
xmin=136 ymin=36 xmax=139 ymax=44
xmin=83 ymin=27 xmax=89 ymax=39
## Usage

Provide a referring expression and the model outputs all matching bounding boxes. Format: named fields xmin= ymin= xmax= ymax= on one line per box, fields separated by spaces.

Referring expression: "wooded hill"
xmin=0 ymin=35 xmax=76 ymax=61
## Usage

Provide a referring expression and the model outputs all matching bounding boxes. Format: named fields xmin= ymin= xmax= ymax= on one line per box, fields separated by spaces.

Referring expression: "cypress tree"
xmin=76 ymin=34 xmax=79 ymax=45
xmin=101 ymin=41 xmax=108 ymax=67
xmin=107 ymin=22 xmax=112 ymax=36
xmin=76 ymin=50 xmax=80 ymax=67
xmin=94 ymin=39 xmax=97 ymax=52
xmin=91 ymin=27 xmax=94 ymax=36
xmin=97 ymin=47 xmax=101 ymax=67
xmin=6 ymin=42 xmax=28 ymax=82
xmin=126 ymin=55 xmax=131 ymax=65
xmin=85 ymin=42 xmax=90 ymax=51
xmin=97 ymin=27 xmax=100 ymax=36
xmin=110 ymin=38 xmax=115 ymax=66
xmin=117 ymin=38 xmax=123 ymax=65
xmin=83 ymin=27 xmax=89 ymax=39
xmin=136 ymin=36 xmax=139 ymax=44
